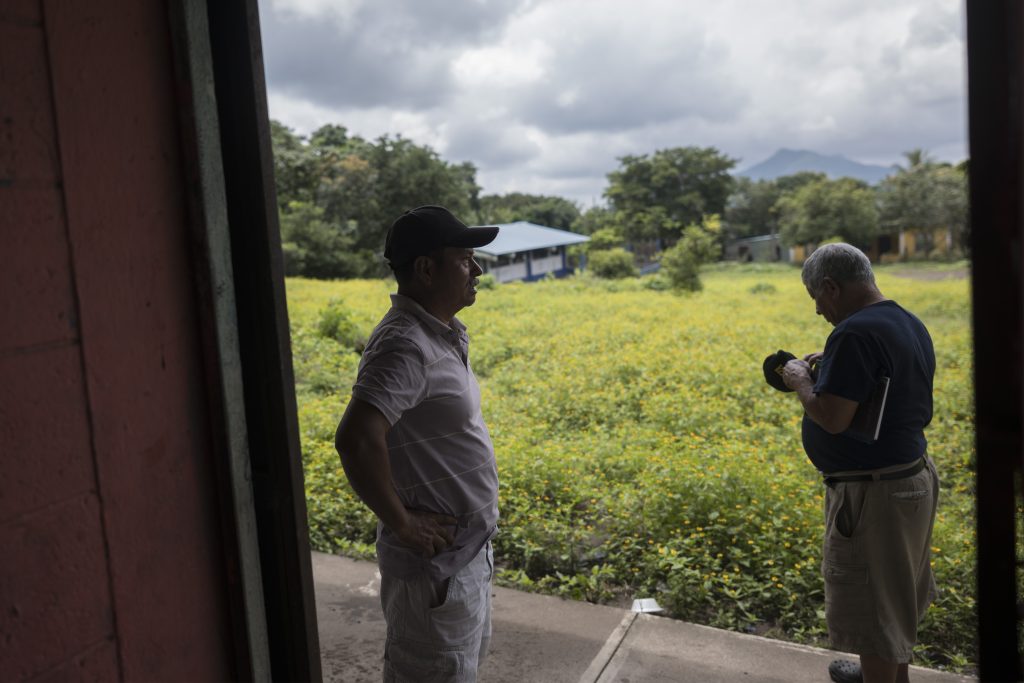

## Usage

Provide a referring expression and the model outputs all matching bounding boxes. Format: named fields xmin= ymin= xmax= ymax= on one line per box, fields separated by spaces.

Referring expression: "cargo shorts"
xmin=380 ymin=541 xmax=494 ymax=682
xmin=821 ymin=457 xmax=939 ymax=663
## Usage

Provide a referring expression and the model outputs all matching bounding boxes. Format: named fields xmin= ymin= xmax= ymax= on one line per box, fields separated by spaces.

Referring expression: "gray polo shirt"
xmin=352 ymin=294 xmax=498 ymax=581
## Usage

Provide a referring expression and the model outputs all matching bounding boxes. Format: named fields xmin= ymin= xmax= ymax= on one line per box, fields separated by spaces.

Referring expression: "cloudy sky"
xmin=258 ymin=0 xmax=966 ymax=207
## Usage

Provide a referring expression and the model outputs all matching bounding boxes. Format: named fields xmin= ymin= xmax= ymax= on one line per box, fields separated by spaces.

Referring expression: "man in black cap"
xmin=335 ymin=206 xmax=499 ymax=681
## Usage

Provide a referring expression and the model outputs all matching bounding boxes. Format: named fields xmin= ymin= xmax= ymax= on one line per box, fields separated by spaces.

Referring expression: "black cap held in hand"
xmin=384 ymin=205 xmax=499 ymax=268
xmin=763 ymin=350 xmax=797 ymax=392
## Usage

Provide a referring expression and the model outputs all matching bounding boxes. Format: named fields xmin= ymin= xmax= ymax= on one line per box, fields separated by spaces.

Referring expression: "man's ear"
xmin=821 ymin=276 xmax=840 ymax=298
xmin=412 ymin=254 xmax=434 ymax=285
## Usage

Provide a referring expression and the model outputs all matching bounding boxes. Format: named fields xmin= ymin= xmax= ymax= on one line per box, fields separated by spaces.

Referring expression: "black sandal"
xmin=828 ymin=659 xmax=863 ymax=683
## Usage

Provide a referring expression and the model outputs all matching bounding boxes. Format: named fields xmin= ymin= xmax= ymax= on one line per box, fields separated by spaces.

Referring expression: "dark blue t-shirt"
xmin=801 ymin=300 xmax=935 ymax=473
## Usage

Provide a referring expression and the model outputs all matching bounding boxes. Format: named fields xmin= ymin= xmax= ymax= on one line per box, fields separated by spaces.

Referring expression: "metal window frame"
xmin=169 ymin=1 xmax=322 ymax=680
xmin=966 ymin=1 xmax=1024 ymax=679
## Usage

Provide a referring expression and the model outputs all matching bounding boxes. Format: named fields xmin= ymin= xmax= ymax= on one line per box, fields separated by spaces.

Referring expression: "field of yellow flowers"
xmin=287 ymin=262 xmax=975 ymax=672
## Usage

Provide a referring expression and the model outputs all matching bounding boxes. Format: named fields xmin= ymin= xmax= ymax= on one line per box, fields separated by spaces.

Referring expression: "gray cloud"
xmin=443 ymin=119 xmax=542 ymax=168
xmin=508 ymin=27 xmax=747 ymax=133
xmin=261 ymin=16 xmax=452 ymax=109
xmin=907 ymin=5 xmax=961 ymax=48
xmin=259 ymin=0 xmax=968 ymax=204
xmin=259 ymin=0 xmax=527 ymax=109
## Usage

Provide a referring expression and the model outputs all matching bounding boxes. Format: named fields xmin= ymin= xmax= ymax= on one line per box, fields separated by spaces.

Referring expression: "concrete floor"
xmin=312 ymin=552 xmax=976 ymax=683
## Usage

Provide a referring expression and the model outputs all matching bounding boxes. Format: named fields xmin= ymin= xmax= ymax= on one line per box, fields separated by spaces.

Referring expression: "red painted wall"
xmin=2 ymin=1 xmax=236 ymax=680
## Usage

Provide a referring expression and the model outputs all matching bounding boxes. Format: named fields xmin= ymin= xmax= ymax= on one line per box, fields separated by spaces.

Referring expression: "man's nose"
xmin=471 ymin=258 xmax=483 ymax=276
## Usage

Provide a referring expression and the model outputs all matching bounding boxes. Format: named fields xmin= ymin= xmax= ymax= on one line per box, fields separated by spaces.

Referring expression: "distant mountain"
xmin=736 ymin=148 xmax=897 ymax=185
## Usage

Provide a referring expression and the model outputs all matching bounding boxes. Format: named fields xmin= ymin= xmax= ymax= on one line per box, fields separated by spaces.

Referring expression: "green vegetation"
xmin=476 ymin=192 xmax=581 ymax=230
xmin=271 ymin=121 xmax=481 ymax=279
xmin=588 ymin=248 xmax=638 ymax=279
xmin=658 ymin=215 xmax=723 ymax=291
xmin=270 ymin=119 xmax=968 ymax=285
xmin=877 ymin=151 xmax=970 ymax=256
xmin=604 ymin=146 xmax=737 ymax=244
xmin=726 ymin=151 xmax=969 ymax=254
xmin=776 ymin=177 xmax=879 ymax=247
xmin=316 ymin=299 xmax=366 ymax=353
xmin=288 ymin=263 xmax=976 ymax=673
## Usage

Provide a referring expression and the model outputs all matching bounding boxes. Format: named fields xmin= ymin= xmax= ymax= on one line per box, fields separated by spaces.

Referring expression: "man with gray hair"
xmin=782 ymin=243 xmax=939 ymax=683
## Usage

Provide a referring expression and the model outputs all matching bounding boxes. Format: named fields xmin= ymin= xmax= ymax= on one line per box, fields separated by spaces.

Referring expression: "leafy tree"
xmin=776 ymin=177 xmax=879 ymax=247
xmin=724 ymin=177 xmax=781 ymax=240
xmin=307 ymin=124 xmax=379 ymax=228
xmin=572 ymin=206 xmax=619 ymax=235
xmin=309 ymin=123 xmax=351 ymax=151
xmin=724 ymin=171 xmax=827 ymax=242
xmin=269 ymin=121 xmax=483 ymax=278
xmin=316 ymin=152 xmax=378 ymax=236
xmin=451 ymin=161 xmax=482 ymax=216
xmin=659 ymin=243 xmax=700 ymax=291
xmin=587 ymin=227 xmax=625 ymax=252
xmin=476 ymin=193 xmax=580 ymax=229
xmin=659 ymin=215 xmax=722 ymax=291
xmin=724 ymin=173 xmax=828 ymax=242
xmin=270 ymin=121 xmax=316 ymax=212
xmin=279 ymin=201 xmax=371 ymax=279
xmin=589 ymin=248 xmax=638 ymax=279
xmin=774 ymin=171 xmax=827 ymax=195
xmin=877 ymin=150 xmax=969 ymax=251
xmin=364 ymin=135 xmax=480 ymax=264
xmin=604 ymin=147 xmax=737 ymax=243
xmin=565 ymin=206 xmax=619 ymax=269
xmin=370 ymin=136 xmax=478 ymax=218
xmin=681 ymin=214 xmax=722 ymax=263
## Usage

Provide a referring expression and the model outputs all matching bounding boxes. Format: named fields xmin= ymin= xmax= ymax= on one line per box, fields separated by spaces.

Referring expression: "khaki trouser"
xmin=822 ymin=457 xmax=940 ymax=662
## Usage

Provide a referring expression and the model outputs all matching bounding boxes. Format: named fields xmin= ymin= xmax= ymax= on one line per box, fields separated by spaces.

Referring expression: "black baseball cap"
xmin=384 ymin=205 xmax=499 ymax=268
xmin=762 ymin=349 xmax=820 ymax=392
xmin=763 ymin=350 xmax=797 ymax=392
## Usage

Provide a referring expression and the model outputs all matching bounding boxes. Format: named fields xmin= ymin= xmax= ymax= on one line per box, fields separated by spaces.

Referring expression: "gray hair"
xmin=801 ymin=243 xmax=875 ymax=295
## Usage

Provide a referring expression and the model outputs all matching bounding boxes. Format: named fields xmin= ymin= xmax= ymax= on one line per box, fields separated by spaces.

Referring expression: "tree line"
xmin=271 ymin=121 xmax=580 ymax=278
xmin=271 ymin=120 xmax=969 ymax=280
xmin=727 ymin=151 xmax=969 ymax=255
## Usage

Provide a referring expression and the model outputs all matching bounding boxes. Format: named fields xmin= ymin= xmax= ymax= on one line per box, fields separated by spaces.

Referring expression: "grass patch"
xmin=286 ymin=264 xmax=976 ymax=673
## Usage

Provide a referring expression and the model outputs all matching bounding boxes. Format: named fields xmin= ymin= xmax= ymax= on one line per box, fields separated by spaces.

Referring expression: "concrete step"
xmin=311 ymin=552 xmax=975 ymax=683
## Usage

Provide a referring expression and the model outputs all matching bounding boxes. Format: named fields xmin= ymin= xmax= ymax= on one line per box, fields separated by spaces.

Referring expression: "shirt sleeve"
xmin=352 ymin=337 xmax=428 ymax=426
xmin=814 ymin=330 xmax=877 ymax=403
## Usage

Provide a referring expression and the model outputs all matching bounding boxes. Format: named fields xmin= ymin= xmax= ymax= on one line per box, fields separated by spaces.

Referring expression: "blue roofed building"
xmin=472 ymin=221 xmax=590 ymax=283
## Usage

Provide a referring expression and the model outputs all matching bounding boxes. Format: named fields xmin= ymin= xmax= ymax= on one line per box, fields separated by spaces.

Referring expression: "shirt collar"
xmin=390 ymin=293 xmax=467 ymax=336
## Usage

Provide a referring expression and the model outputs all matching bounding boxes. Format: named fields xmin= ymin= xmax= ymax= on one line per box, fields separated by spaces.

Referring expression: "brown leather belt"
xmin=823 ymin=457 xmax=927 ymax=488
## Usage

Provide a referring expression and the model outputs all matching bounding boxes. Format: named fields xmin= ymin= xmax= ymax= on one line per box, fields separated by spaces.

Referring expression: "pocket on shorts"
xmin=823 ymin=561 xmax=869 ymax=585
xmin=887 ymin=469 xmax=933 ymax=512
xmin=384 ymin=635 xmax=466 ymax=682
xmin=822 ymin=530 xmax=865 ymax=578
xmin=889 ymin=481 xmax=931 ymax=510
xmin=831 ymin=484 xmax=868 ymax=539
xmin=891 ymin=489 xmax=928 ymax=501
xmin=822 ymin=531 xmax=870 ymax=587
xmin=885 ymin=476 xmax=936 ymax=553
xmin=429 ymin=572 xmax=477 ymax=644
xmin=822 ymin=489 xmax=874 ymax=628
xmin=430 ymin=576 xmax=453 ymax=610
xmin=823 ymin=555 xmax=873 ymax=625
